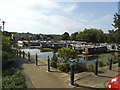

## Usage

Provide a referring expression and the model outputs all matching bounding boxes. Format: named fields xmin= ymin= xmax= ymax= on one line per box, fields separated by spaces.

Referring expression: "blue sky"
xmin=0 ymin=0 xmax=119 ymax=35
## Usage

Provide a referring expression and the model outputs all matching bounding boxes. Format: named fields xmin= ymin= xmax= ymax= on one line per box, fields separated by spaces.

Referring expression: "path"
xmin=73 ymin=63 xmax=120 ymax=88
xmin=14 ymin=53 xmax=119 ymax=89
xmin=15 ymin=56 xmax=72 ymax=88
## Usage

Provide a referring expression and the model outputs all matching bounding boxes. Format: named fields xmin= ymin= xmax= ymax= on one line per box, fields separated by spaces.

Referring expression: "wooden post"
xmin=109 ymin=58 xmax=112 ymax=70
xmin=28 ymin=52 xmax=30 ymax=61
xmin=94 ymin=60 xmax=98 ymax=75
xmin=48 ymin=56 xmax=50 ymax=72
xmin=36 ymin=53 xmax=38 ymax=65
xmin=23 ymin=51 xmax=25 ymax=59
xmin=70 ymin=63 xmax=74 ymax=85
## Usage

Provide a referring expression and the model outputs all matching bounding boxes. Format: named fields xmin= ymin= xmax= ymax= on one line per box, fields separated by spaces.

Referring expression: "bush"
xmin=57 ymin=63 xmax=70 ymax=73
xmin=2 ymin=51 xmax=15 ymax=70
xmin=98 ymin=60 xmax=104 ymax=67
xmin=51 ymin=51 xmax=58 ymax=68
xmin=74 ymin=63 xmax=87 ymax=73
xmin=103 ymin=61 xmax=109 ymax=66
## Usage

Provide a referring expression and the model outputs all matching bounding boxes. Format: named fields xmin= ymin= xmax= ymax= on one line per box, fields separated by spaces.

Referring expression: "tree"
xmin=112 ymin=13 xmax=120 ymax=30
xmin=61 ymin=32 xmax=70 ymax=40
xmin=70 ymin=32 xmax=78 ymax=41
xmin=107 ymin=30 xmax=115 ymax=43
xmin=112 ymin=13 xmax=120 ymax=43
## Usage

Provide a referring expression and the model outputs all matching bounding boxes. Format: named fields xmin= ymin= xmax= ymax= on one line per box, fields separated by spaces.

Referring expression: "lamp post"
xmin=2 ymin=21 xmax=5 ymax=31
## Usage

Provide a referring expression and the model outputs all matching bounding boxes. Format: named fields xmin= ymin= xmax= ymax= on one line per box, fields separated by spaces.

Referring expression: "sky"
xmin=0 ymin=0 xmax=120 ymax=35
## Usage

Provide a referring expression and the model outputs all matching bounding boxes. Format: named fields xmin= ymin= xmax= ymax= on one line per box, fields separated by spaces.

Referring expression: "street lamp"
xmin=2 ymin=21 xmax=5 ymax=31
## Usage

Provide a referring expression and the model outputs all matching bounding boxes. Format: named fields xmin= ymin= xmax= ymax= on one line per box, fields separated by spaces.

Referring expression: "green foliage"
xmin=61 ymin=32 xmax=70 ymax=40
xmin=98 ymin=60 xmax=104 ymax=67
xmin=2 ymin=68 xmax=27 ymax=88
xmin=70 ymin=32 xmax=78 ymax=41
xmin=112 ymin=59 xmax=118 ymax=64
xmin=74 ymin=63 xmax=87 ymax=73
xmin=57 ymin=47 xmax=78 ymax=63
xmin=57 ymin=63 xmax=70 ymax=73
xmin=112 ymin=13 xmax=120 ymax=30
xmin=76 ymin=28 xmax=105 ymax=43
xmin=103 ymin=61 xmax=109 ymax=66
xmin=2 ymin=35 xmax=26 ymax=88
xmin=2 ymin=51 xmax=15 ymax=69
xmin=56 ymin=47 xmax=78 ymax=72
xmin=51 ymin=51 xmax=58 ymax=68
xmin=2 ymin=35 xmax=12 ymax=52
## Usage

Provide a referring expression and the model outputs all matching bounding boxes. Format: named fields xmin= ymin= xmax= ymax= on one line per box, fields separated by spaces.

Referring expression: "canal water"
xmin=20 ymin=48 xmax=119 ymax=65
xmin=20 ymin=48 xmax=53 ymax=59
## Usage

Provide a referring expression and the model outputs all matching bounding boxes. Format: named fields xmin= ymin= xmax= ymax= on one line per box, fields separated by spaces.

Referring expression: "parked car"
xmin=107 ymin=74 xmax=120 ymax=89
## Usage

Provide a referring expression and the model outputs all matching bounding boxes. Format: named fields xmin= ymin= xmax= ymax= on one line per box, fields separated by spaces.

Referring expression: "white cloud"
xmin=63 ymin=4 xmax=77 ymax=14
xmin=0 ymin=0 xmax=116 ymax=34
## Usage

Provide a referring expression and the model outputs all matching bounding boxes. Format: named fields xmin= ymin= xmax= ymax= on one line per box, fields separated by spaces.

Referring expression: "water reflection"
xmin=20 ymin=48 xmax=53 ymax=59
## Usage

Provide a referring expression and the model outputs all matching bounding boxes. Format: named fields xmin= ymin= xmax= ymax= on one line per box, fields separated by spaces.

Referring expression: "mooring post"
xmin=118 ymin=57 xmax=120 ymax=67
xmin=28 ymin=52 xmax=30 ymax=61
xmin=23 ymin=51 xmax=25 ymax=59
xmin=48 ymin=56 xmax=50 ymax=72
xmin=36 ymin=53 xmax=38 ymax=65
xmin=94 ymin=60 xmax=98 ymax=75
xmin=70 ymin=63 xmax=74 ymax=85
xmin=109 ymin=58 xmax=112 ymax=70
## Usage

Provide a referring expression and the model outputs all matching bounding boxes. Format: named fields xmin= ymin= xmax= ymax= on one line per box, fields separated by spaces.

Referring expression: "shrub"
xmin=2 ymin=68 xmax=27 ymax=88
xmin=103 ymin=61 xmax=109 ymax=66
xmin=2 ymin=51 xmax=15 ymax=70
xmin=98 ymin=60 xmax=104 ymax=67
xmin=51 ymin=51 xmax=58 ymax=68
xmin=57 ymin=63 xmax=70 ymax=73
xmin=74 ymin=63 xmax=87 ymax=73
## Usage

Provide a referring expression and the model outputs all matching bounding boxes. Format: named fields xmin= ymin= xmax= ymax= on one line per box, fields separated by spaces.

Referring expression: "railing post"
xmin=36 ymin=53 xmax=38 ymax=65
xmin=48 ymin=56 xmax=50 ymax=72
xmin=109 ymin=58 xmax=112 ymax=70
xmin=70 ymin=63 xmax=74 ymax=85
xmin=28 ymin=52 xmax=30 ymax=61
xmin=118 ymin=57 xmax=120 ymax=67
xmin=94 ymin=60 xmax=98 ymax=75
xmin=23 ymin=51 xmax=25 ymax=59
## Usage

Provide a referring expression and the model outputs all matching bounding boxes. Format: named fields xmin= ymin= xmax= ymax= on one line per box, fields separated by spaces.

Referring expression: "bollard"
xmin=118 ymin=58 xmax=120 ymax=67
xmin=94 ymin=60 xmax=98 ymax=75
xmin=17 ymin=50 xmax=18 ymax=56
xmin=109 ymin=58 xmax=112 ymax=70
xmin=70 ymin=63 xmax=74 ymax=85
xmin=23 ymin=51 xmax=25 ymax=59
xmin=19 ymin=50 xmax=21 ymax=57
xmin=36 ymin=53 xmax=38 ymax=65
xmin=48 ymin=56 xmax=50 ymax=72
xmin=28 ymin=52 xmax=30 ymax=61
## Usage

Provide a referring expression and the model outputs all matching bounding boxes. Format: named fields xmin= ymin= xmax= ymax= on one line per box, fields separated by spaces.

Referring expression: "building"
xmin=12 ymin=33 xmax=41 ymax=41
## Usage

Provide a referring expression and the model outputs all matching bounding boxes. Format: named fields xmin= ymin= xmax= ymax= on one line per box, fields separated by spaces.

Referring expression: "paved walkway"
xmin=15 ymin=54 xmax=119 ymax=89
xmin=15 ymin=56 xmax=72 ymax=88
xmin=73 ymin=63 xmax=120 ymax=88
